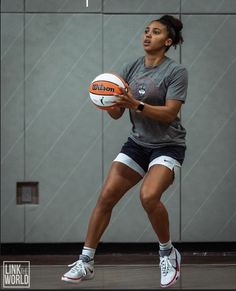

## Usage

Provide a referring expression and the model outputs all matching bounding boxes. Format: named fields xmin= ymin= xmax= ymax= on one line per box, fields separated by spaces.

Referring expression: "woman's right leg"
xmin=84 ymin=161 xmax=142 ymax=249
xmin=61 ymin=161 xmax=142 ymax=283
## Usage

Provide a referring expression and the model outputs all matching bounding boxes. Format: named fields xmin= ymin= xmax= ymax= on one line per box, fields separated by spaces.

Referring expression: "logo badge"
xmin=138 ymin=84 xmax=146 ymax=98
xmin=3 ymin=261 xmax=30 ymax=288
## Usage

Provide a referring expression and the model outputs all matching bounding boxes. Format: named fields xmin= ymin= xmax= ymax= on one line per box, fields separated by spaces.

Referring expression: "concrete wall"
xmin=1 ymin=0 xmax=236 ymax=242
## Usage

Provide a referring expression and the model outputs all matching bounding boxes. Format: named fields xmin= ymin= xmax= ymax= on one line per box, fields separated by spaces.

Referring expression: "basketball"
xmin=89 ymin=73 xmax=127 ymax=110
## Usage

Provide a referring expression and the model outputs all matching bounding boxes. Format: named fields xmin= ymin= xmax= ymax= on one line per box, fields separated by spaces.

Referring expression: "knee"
xmin=96 ymin=187 xmax=117 ymax=212
xmin=140 ymin=187 xmax=161 ymax=213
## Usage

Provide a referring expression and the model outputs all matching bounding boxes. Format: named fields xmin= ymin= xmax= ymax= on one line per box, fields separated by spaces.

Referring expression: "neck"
xmin=144 ymin=54 xmax=166 ymax=67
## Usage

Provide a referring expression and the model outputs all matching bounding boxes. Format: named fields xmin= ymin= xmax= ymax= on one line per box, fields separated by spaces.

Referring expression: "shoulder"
xmin=166 ymin=58 xmax=188 ymax=75
xmin=163 ymin=58 xmax=188 ymax=83
xmin=119 ymin=56 xmax=144 ymax=81
xmin=123 ymin=56 xmax=144 ymax=70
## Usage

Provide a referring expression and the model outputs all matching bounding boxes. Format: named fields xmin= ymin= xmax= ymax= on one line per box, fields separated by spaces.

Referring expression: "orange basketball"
xmin=89 ymin=73 xmax=127 ymax=110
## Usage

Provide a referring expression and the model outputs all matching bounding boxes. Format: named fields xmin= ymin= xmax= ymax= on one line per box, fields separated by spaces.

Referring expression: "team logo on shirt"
xmin=138 ymin=85 xmax=146 ymax=97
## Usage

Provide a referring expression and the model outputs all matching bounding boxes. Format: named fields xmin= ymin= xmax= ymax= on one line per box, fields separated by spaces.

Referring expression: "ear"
xmin=165 ymin=38 xmax=173 ymax=47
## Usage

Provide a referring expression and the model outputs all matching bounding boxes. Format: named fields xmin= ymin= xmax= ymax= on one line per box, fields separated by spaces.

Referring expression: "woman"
xmin=62 ymin=14 xmax=188 ymax=288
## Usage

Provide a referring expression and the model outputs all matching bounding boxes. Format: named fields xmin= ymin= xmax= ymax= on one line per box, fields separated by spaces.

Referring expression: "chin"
xmin=144 ymin=47 xmax=154 ymax=53
xmin=143 ymin=46 xmax=151 ymax=51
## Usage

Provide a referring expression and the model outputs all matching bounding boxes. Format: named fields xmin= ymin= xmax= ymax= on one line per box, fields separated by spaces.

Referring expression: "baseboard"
xmin=1 ymin=242 xmax=235 ymax=255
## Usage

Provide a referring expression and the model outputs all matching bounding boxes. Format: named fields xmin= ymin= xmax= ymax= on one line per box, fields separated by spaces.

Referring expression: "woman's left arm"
xmin=114 ymin=88 xmax=183 ymax=124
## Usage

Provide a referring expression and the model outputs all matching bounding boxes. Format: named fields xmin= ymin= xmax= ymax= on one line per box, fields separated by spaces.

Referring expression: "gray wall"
xmin=1 ymin=0 xmax=236 ymax=243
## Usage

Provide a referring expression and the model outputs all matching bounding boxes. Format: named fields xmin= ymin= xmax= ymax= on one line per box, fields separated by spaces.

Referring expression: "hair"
xmin=155 ymin=15 xmax=184 ymax=51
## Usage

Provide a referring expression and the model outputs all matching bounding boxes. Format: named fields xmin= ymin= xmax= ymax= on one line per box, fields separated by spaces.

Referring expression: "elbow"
xmin=111 ymin=115 xmax=121 ymax=120
xmin=107 ymin=108 xmax=124 ymax=120
xmin=163 ymin=114 xmax=176 ymax=124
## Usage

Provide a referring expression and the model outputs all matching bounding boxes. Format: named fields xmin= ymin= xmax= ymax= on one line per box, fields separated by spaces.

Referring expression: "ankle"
xmin=82 ymin=246 xmax=96 ymax=260
xmin=159 ymin=240 xmax=173 ymax=257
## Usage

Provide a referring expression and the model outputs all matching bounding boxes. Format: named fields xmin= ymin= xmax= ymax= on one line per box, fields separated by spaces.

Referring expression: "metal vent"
xmin=16 ymin=182 xmax=39 ymax=204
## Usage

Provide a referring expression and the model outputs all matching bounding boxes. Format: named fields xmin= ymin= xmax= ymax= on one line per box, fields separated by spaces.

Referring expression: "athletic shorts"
xmin=113 ymin=137 xmax=186 ymax=177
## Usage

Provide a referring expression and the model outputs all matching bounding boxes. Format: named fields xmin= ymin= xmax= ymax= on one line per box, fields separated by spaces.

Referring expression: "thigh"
xmin=98 ymin=161 xmax=142 ymax=205
xmin=140 ymin=165 xmax=174 ymax=201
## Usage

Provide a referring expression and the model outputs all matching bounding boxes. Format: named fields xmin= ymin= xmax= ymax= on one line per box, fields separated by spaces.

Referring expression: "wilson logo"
xmin=92 ymin=84 xmax=115 ymax=92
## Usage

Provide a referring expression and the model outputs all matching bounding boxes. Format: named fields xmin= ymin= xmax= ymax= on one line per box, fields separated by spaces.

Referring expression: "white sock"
xmin=82 ymin=246 xmax=96 ymax=259
xmin=159 ymin=240 xmax=173 ymax=251
xmin=159 ymin=240 xmax=173 ymax=257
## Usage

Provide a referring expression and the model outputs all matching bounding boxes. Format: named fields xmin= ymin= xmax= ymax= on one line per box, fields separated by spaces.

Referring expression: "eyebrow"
xmin=145 ymin=26 xmax=162 ymax=32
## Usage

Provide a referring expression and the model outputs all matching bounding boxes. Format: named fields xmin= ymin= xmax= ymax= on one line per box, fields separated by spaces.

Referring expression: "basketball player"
xmin=62 ymin=14 xmax=188 ymax=288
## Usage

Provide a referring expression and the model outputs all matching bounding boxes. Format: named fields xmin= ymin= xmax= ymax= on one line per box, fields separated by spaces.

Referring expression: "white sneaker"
xmin=159 ymin=247 xmax=181 ymax=288
xmin=61 ymin=255 xmax=94 ymax=283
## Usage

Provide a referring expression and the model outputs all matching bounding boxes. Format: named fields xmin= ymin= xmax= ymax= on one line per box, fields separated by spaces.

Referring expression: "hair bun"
xmin=160 ymin=15 xmax=183 ymax=32
xmin=157 ymin=14 xmax=184 ymax=49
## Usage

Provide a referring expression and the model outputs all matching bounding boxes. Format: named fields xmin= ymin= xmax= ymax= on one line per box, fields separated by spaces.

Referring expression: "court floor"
xmin=1 ymin=253 xmax=236 ymax=289
xmin=29 ymin=263 xmax=236 ymax=289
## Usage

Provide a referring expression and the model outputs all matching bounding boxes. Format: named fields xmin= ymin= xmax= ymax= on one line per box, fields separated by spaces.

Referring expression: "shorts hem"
xmin=113 ymin=153 xmax=145 ymax=177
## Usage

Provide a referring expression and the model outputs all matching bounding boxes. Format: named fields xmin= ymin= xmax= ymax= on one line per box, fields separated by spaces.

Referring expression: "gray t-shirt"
xmin=119 ymin=56 xmax=188 ymax=148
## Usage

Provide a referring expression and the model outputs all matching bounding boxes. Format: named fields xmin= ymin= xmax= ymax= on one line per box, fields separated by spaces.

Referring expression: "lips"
xmin=144 ymin=39 xmax=151 ymax=46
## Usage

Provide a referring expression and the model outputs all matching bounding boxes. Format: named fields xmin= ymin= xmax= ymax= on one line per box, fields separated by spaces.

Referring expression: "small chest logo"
xmin=138 ymin=85 xmax=146 ymax=98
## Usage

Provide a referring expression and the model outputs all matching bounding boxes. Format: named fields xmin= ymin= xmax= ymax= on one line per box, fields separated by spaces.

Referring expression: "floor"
xmin=1 ymin=253 xmax=236 ymax=290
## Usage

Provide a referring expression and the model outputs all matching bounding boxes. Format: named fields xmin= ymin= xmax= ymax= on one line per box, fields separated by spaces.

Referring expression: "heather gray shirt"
xmin=119 ymin=56 xmax=188 ymax=148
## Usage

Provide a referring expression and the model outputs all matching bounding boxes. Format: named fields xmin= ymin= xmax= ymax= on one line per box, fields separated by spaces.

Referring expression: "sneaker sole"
xmin=61 ymin=274 xmax=94 ymax=284
xmin=61 ymin=276 xmax=83 ymax=284
xmin=160 ymin=249 xmax=181 ymax=288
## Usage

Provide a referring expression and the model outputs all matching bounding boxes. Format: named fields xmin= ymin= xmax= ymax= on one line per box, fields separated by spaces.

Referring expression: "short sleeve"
xmin=117 ymin=63 xmax=130 ymax=83
xmin=166 ymin=67 xmax=188 ymax=103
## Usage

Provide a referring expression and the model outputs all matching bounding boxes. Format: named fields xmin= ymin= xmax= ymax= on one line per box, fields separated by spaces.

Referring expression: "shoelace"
xmin=160 ymin=256 xmax=172 ymax=276
xmin=68 ymin=260 xmax=87 ymax=276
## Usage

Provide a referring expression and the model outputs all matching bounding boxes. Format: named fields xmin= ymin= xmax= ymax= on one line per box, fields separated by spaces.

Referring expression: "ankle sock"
xmin=82 ymin=246 xmax=96 ymax=260
xmin=159 ymin=240 xmax=173 ymax=257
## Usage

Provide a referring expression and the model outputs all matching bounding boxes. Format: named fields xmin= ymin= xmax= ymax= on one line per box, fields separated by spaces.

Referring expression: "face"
xmin=143 ymin=21 xmax=172 ymax=53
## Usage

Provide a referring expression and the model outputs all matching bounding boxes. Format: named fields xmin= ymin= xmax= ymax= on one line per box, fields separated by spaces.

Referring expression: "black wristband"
xmin=136 ymin=101 xmax=145 ymax=112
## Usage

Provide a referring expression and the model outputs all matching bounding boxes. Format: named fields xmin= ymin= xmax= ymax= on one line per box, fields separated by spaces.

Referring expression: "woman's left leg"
xmin=140 ymin=164 xmax=181 ymax=288
xmin=140 ymin=164 xmax=174 ymax=243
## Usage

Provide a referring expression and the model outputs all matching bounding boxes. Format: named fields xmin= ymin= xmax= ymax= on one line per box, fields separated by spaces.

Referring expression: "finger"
xmin=119 ymin=86 xmax=128 ymax=95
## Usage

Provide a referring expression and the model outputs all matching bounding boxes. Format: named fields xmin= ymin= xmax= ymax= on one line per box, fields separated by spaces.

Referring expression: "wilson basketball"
xmin=89 ymin=73 xmax=127 ymax=110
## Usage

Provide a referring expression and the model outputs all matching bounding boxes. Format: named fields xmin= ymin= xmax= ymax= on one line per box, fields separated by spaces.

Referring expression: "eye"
xmin=144 ymin=28 xmax=149 ymax=34
xmin=153 ymin=29 xmax=160 ymax=35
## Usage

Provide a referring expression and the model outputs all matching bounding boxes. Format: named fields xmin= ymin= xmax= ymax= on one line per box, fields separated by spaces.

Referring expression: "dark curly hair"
xmin=154 ymin=15 xmax=184 ymax=51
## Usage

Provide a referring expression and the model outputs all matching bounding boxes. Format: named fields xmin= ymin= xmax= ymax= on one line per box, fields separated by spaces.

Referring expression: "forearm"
xmin=138 ymin=102 xmax=178 ymax=123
